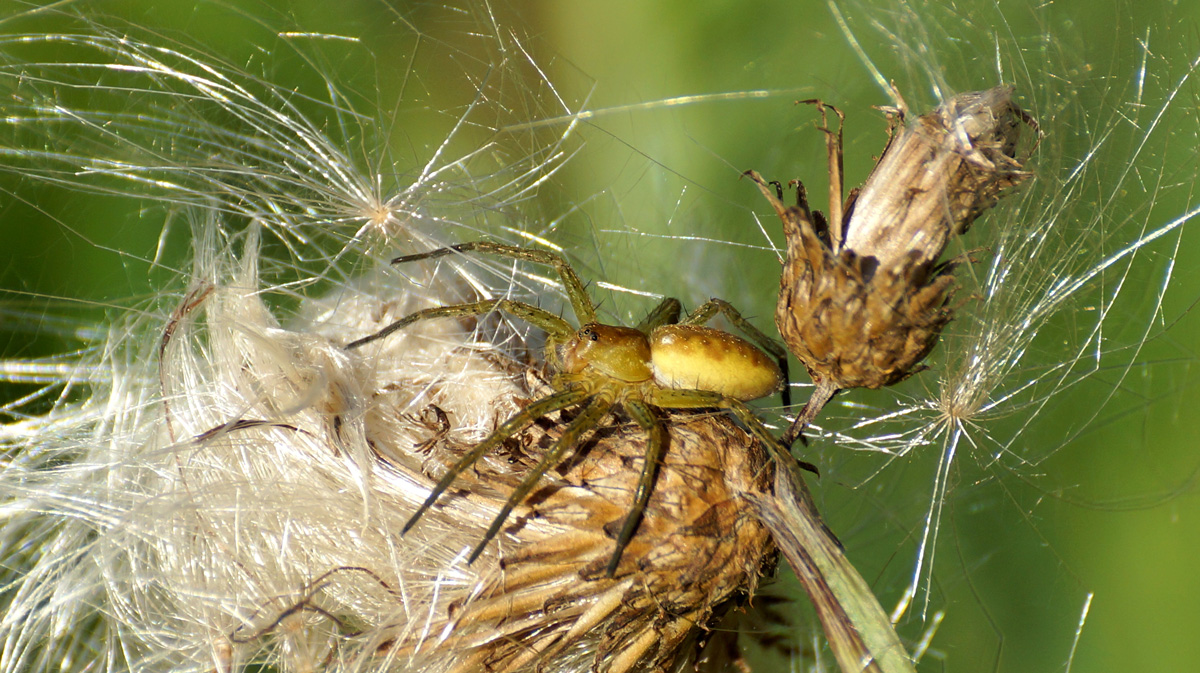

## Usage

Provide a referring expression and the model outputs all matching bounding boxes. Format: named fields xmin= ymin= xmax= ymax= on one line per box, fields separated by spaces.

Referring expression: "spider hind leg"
xmin=647 ymin=388 xmax=818 ymax=477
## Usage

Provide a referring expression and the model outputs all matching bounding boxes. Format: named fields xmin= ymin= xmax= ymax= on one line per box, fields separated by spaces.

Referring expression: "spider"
xmin=347 ymin=241 xmax=812 ymax=577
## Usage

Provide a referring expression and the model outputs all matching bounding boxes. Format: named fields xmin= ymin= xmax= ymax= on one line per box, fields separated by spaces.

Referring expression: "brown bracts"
xmin=369 ymin=394 xmax=778 ymax=673
xmin=748 ymin=86 xmax=1037 ymax=444
xmin=435 ymin=410 xmax=778 ymax=673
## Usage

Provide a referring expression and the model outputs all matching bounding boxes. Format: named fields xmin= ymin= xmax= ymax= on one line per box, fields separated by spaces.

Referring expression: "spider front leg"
xmin=345 ymin=298 xmax=575 ymax=351
xmin=401 ymin=387 xmax=591 ymax=537
xmin=683 ymin=298 xmax=792 ymax=408
xmin=393 ymin=241 xmax=598 ymax=325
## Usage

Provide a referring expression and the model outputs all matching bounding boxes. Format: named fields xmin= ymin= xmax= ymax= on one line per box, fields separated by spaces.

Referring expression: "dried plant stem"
xmin=783 ymin=380 xmax=839 ymax=446
xmin=750 ymin=460 xmax=916 ymax=673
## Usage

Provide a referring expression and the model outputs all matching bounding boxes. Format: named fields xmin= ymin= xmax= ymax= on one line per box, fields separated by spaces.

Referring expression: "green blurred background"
xmin=2 ymin=1 xmax=1199 ymax=671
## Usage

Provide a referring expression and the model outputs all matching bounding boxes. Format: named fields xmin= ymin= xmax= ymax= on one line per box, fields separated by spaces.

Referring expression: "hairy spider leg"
xmin=344 ymin=242 xmax=612 ymax=562
xmin=392 ymin=241 xmax=597 ymax=325
xmin=344 ymin=299 xmax=574 ymax=351
xmin=401 ymin=387 xmax=591 ymax=536
xmin=468 ymin=394 xmax=614 ymax=565
xmin=634 ymin=297 xmax=683 ymax=332
xmin=645 ymin=388 xmax=818 ymax=477
xmin=682 ymin=298 xmax=792 ymax=408
xmin=606 ymin=398 xmax=666 ymax=577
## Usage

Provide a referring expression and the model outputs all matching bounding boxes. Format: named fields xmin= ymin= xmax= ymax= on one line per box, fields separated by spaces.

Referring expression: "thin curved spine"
xmin=797 ymin=98 xmax=846 ymax=247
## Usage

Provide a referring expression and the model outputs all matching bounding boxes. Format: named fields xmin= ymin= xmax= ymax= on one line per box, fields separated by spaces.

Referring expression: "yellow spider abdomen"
xmin=649 ymin=325 xmax=781 ymax=401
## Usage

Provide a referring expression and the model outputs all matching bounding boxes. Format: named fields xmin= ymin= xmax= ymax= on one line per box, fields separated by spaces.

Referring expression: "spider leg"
xmin=402 ymin=386 xmax=590 ymax=536
xmin=345 ymin=298 xmax=574 ymax=351
xmin=634 ymin=297 xmax=682 ymax=333
xmin=393 ymin=241 xmax=598 ymax=325
xmin=646 ymin=388 xmax=818 ymax=477
xmin=605 ymin=398 xmax=665 ymax=577
xmin=468 ymin=395 xmax=614 ymax=565
xmin=682 ymin=298 xmax=792 ymax=408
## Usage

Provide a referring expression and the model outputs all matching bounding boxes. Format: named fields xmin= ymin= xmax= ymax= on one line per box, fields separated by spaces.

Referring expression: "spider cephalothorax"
xmin=347 ymin=241 xmax=806 ymax=576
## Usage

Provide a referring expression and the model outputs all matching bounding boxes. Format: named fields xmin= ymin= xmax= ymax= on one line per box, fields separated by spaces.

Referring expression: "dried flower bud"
xmin=749 ymin=86 xmax=1036 ymax=443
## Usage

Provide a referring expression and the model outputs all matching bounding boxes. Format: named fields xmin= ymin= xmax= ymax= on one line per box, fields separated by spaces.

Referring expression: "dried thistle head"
xmin=341 ymin=244 xmax=784 ymax=672
xmin=131 ymin=232 xmax=780 ymax=673
xmin=392 ymin=400 xmax=777 ymax=673
xmin=749 ymin=86 xmax=1036 ymax=443
xmin=843 ymin=87 xmax=1033 ymax=267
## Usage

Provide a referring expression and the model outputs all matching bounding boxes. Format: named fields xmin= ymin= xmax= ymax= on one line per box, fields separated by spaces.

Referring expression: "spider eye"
xmin=585 ymin=328 xmax=599 ymax=341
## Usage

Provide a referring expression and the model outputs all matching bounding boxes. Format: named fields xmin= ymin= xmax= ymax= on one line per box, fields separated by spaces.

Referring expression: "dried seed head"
xmin=384 ymin=393 xmax=777 ymax=673
xmin=750 ymin=86 xmax=1036 ymax=442
xmin=49 ymin=228 xmax=778 ymax=673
